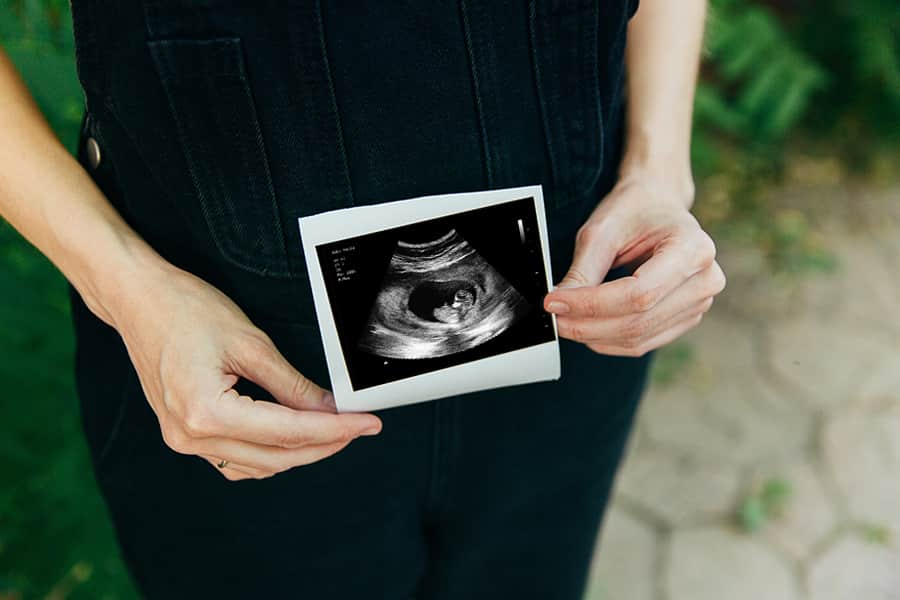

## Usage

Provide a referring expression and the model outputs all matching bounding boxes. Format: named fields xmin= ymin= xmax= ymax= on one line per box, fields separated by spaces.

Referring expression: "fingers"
xmin=226 ymin=330 xmax=336 ymax=413
xmin=212 ymin=464 xmax=255 ymax=481
xmin=555 ymin=220 xmax=621 ymax=289
xmin=163 ymin=391 xmax=378 ymax=480
xmin=556 ymin=262 xmax=723 ymax=343
xmin=160 ymin=384 xmax=382 ymax=480
xmin=200 ymin=455 xmax=271 ymax=481
xmin=557 ymin=294 xmax=711 ymax=349
xmin=555 ymin=259 xmax=724 ymax=355
xmin=546 ymin=220 xmax=717 ymax=319
xmin=585 ymin=311 xmax=706 ymax=358
xmin=186 ymin=436 xmax=353 ymax=475
xmin=626 ymin=224 xmax=716 ymax=306
xmin=154 ymin=326 xmax=383 ymax=481
xmin=170 ymin=388 xmax=382 ymax=448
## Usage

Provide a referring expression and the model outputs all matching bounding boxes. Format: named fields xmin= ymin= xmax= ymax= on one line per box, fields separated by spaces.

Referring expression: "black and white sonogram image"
xmin=358 ymin=229 xmax=529 ymax=359
xmin=316 ymin=197 xmax=555 ymax=390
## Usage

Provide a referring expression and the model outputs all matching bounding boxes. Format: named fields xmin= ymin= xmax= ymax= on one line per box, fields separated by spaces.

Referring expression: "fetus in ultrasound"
xmin=358 ymin=230 xmax=529 ymax=360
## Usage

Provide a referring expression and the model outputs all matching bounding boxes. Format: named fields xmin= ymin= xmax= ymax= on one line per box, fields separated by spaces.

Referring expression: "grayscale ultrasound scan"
xmin=315 ymin=196 xmax=555 ymax=391
xmin=358 ymin=229 xmax=530 ymax=360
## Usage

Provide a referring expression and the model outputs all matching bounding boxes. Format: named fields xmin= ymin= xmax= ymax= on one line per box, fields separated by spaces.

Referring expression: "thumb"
xmin=556 ymin=222 xmax=618 ymax=289
xmin=228 ymin=331 xmax=337 ymax=413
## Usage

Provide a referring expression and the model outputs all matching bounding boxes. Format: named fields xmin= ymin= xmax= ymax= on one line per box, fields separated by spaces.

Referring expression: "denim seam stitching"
xmin=580 ymin=0 xmax=605 ymax=194
xmin=459 ymin=0 xmax=494 ymax=188
xmin=315 ymin=0 xmax=357 ymax=208
xmin=234 ymin=63 xmax=292 ymax=276
xmin=527 ymin=0 xmax=559 ymax=196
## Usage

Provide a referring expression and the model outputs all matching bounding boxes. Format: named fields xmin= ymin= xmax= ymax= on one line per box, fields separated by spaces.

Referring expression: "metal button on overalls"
xmin=85 ymin=136 xmax=101 ymax=169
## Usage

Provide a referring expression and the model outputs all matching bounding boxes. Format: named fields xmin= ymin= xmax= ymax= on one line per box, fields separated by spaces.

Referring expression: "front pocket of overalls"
xmin=147 ymin=37 xmax=290 ymax=278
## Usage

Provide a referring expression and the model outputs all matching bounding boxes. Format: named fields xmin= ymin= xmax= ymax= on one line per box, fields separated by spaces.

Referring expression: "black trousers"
xmin=72 ymin=287 xmax=650 ymax=599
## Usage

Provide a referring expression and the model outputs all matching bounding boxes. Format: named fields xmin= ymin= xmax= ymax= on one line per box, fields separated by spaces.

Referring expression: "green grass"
xmin=1 ymin=5 xmax=136 ymax=598
xmin=736 ymin=477 xmax=793 ymax=534
xmin=649 ymin=341 xmax=695 ymax=387
xmin=0 ymin=222 xmax=135 ymax=599
xmin=0 ymin=222 xmax=137 ymax=599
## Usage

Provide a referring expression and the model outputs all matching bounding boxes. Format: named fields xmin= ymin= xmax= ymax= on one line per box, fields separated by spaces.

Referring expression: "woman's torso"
xmin=71 ymin=0 xmax=637 ymax=327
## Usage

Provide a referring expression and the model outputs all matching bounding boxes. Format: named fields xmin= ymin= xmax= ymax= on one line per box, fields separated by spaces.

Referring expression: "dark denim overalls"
xmin=69 ymin=1 xmax=650 ymax=598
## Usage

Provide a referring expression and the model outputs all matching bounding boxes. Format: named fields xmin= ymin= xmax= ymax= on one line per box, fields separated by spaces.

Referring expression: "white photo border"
xmin=299 ymin=185 xmax=560 ymax=412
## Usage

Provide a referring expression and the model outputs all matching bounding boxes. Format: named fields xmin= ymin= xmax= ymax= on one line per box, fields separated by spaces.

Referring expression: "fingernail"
xmin=360 ymin=423 xmax=382 ymax=436
xmin=322 ymin=392 xmax=336 ymax=411
xmin=546 ymin=301 xmax=570 ymax=315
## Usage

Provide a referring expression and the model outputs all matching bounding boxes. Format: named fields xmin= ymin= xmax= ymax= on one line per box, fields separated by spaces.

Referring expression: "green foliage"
xmin=0 ymin=0 xmax=82 ymax=151
xmin=0 ymin=219 xmax=137 ymax=598
xmin=690 ymin=0 xmax=900 ymax=272
xmin=700 ymin=2 xmax=828 ymax=139
xmin=695 ymin=0 xmax=900 ymax=175
xmin=737 ymin=477 xmax=793 ymax=533
xmin=1 ymin=7 xmax=136 ymax=597
xmin=797 ymin=0 xmax=900 ymax=156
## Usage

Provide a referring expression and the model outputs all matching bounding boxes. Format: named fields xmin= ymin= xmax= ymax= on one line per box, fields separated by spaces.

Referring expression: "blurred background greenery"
xmin=0 ymin=0 xmax=898 ymax=598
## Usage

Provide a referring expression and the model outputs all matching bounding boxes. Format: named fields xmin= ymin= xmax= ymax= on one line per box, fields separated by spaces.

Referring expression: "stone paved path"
xmin=585 ymin=180 xmax=900 ymax=600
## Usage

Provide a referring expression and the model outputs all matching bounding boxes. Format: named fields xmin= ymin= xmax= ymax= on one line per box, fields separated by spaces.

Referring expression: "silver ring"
xmin=217 ymin=459 xmax=229 ymax=469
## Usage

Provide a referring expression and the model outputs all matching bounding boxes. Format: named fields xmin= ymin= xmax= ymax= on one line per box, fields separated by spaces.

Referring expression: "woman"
xmin=0 ymin=0 xmax=723 ymax=597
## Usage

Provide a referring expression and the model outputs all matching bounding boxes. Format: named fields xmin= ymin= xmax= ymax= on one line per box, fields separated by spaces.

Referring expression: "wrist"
xmin=617 ymin=161 xmax=696 ymax=211
xmin=619 ymin=130 xmax=695 ymax=209
xmin=75 ymin=231 xmax=176 ymax=329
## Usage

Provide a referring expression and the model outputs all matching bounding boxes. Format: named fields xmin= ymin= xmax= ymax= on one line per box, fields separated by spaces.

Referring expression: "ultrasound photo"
xmin=315 ymin=196 xmax=555 ymax=391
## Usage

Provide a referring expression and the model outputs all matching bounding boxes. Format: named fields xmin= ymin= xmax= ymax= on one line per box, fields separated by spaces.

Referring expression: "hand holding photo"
xmin=300 ymin=185 xmax=559 ymax=412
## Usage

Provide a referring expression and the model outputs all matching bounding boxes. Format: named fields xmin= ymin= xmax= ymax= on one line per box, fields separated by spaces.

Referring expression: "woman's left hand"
xmin=543 ymin=174 xmax=726 ymax=357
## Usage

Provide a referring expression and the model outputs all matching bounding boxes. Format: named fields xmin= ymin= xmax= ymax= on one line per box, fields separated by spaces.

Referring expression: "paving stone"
xmin=616 ymin=447 xmax=741 ymax=527
xmin=753 ymin=460 xmax=838 ymax=562
xmin=822 ymin=393 xmax=900 ymax=536
xmin=767 ymin=316 xmax=896 ymax=411
xmin=795 ymin=236 xmax=900 ymax=332
xmin=585 ymin=505 xmax=657 ymax=600
xmin=623 ymin=182 xmax=900 ymax=600
xmin=666 ymin=527 xmax=799 ymax=600
xmin=808 ymin=535 xmax=900 ymax=600
xmin=857 ymin=356 xmax=900 ymax=406
xmin=642 ymin=313 xmax=812 ymax=466
xmin=714 ymin=242 xmax=809 ymax=322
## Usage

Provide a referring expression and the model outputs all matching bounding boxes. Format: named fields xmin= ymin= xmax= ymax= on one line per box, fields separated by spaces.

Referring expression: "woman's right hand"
xmin=0 ymin=47 xmax=380 ymax=481
xmin=106 ymin=261 xmax=383 ymax=481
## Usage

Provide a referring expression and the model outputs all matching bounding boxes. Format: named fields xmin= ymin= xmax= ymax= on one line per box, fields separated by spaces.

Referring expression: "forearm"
xmin=620 ymin=0 xmax=707 ymax=205
xmin=0 ymin=48 xmax=169 ymax=327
